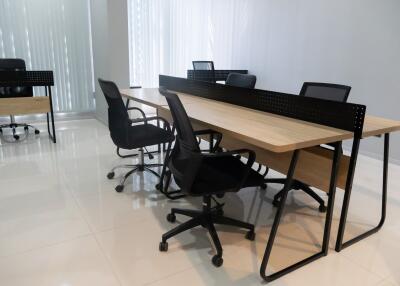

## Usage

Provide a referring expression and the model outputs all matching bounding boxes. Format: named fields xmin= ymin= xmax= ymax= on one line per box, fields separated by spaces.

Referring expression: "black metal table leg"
xmin=163 ymin=121 xmax=167 ymax=152
xmin=46 ymin=86 xmax=56 ymax=143
xmin=156 ymin=134 xmax=185 ymax=200
xmin=157 ymin=108 xmax=161 ymax=153
xmin=260 ymin=142 xmax=342 ymax=282
xmin=209 ymin=132 xmax=214 ymax=152
xmin=156 ymin=140 xmax=172 ymax=192
xmin=335 ymin=133 xmax=389 ymax=252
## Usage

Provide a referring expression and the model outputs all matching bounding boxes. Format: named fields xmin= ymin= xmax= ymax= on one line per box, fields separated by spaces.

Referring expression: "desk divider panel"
xmin=187 ymin=70 xmax=248 ymax=82
xmin=0 ymin=71 xmax=54 ymax=87
xmin=159 ymin=75 xmax=366 ymax=137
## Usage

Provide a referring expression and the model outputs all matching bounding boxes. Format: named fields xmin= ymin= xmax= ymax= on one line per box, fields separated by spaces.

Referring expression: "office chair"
xmin=0 ymin=58 xmax=40 ymax=141
xmin=158 ymin=88 xmax=265 ymax=267
xmin=225 ymin=72 xmax=257 ymax=89
xmin=265 ymin=82 xmax=351 ymax=212
xmin=192 ymin=61 xmax=216 ymax=83
xmin=98 ymin=79 xmax=175 ymax=193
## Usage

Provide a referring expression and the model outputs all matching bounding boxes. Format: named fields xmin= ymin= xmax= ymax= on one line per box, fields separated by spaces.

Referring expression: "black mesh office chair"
xmin=265 ymin=82 xmax=351 ymax=212
xmin=158 ymin=88 xmax=265 ymax=267
xmin=192 ymin=61 xmax=216 ymax=83
xmin=98 ymin=79 xmax=175 ymax=193
xmin=0 ymin=58 xmax=40 ymax=141
xmin=225 ymin=73 xmax=257 ymax=89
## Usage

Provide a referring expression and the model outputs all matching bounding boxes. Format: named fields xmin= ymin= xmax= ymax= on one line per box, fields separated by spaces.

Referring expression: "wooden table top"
xmin=121 ymin=88 xmax=167 ymax=108
xmin=120 ymin=88 xmax=400 ymax=152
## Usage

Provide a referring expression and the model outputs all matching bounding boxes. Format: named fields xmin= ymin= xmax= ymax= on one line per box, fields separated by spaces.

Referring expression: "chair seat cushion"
xmin=191 ymin=155 xmax=265 ymax=195
xmin=120 ymin=124 xmax=174 ymax=150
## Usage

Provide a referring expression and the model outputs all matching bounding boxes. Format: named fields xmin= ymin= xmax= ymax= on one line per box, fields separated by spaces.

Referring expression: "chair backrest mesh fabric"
xmin=226 ymin=73 xmax=256 ymax=89
xmin=0 ymin=58 xmax=33 ymax=98
xmin=300 ymin=82 xmax=351 ymax=103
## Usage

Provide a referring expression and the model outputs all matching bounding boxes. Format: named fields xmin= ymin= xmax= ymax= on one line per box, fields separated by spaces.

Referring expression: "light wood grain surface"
xmin=362 ymin=115 xmax=400 ymax=137
xmin=120 ymin=88 xmax=209 ymax=108
xmin=122 ymin=87 xmax=400 ymax=190
xmin=120 ymin=88 xmax=167 ymax=108
xmin=0 ymin=97 xmax=50 ymax=116
xmin=121 ymin=88 xmax=400 ymax=151
xmin=160 ymin=99 xmax=353 ymax=153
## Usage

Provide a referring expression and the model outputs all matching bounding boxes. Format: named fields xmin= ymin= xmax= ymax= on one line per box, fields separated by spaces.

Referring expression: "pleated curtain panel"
xmin=0 ymin=0 xmax=95 ymax=113
xmin=128 ymin=0 xmax=253 ymax=87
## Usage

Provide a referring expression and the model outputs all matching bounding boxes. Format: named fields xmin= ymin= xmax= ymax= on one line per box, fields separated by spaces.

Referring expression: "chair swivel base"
xmin=159 ymin=195 xmax=255 ymax=267
xmin=107 ymin=163 xmax=163 ymax=192
xmin=265 ymin=178 xmax=327 ymax=212
xmin=0 ymin=123 xmax=40 ymax=141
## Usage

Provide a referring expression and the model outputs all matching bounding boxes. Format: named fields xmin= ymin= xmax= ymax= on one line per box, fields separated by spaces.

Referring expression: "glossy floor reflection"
xmin=0 ymin=119 xmax=399 ymax=286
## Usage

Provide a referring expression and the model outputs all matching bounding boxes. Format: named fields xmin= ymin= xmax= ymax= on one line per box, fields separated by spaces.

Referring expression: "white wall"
xmin=229 ymin=0 xmax=400 ymax=162
xmin=90 ymin=0 xmax=130 ymax=124
xmin=93 ymin=0 xmax=400 ymax=162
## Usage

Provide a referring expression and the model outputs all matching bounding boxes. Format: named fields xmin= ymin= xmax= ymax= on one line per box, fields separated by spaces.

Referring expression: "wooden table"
xmin=0 ymin=71 xmax=56 ymax=143
xmin=121 ymin=88 xmax=400 ymax=192
xmin=120 ymin=87 xmax=400 ymax=281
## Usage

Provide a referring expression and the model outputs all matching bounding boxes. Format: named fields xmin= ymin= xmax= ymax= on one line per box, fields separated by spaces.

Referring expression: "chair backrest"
xmin=225 ymin=73 xmax=257 ymax=89
xmin=0 ymin=58 xmax=33 ymax=98
xmin=192 ymin=60 xmax=216 ymax=83
xmin=159 ymin=88 xmax=202 ymax=192
xmin=300 ymin=82 xmax=351 ymax=102
xmin=98 ymin=78 xmax=130 ymax=147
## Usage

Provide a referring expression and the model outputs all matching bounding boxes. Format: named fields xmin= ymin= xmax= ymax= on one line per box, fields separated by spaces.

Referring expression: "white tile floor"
xmin=0 ymin=119 xmax=399 ymax=286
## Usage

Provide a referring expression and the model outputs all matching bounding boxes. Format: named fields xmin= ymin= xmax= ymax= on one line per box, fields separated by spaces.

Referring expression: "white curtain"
xmin=0 ymin=0 xmax=94 ymax=113
xmin=128 ymin=0 xmax=253 ymax=87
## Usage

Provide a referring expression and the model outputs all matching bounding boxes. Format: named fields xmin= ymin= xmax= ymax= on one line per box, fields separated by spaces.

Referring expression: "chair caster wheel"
xmin=24 ymin=126 xmax=29 ymax=131
xmin=13 ymin=135 xmax=20 ymax=140
xmin=272 ymin=199 xmax=280 ymax=207
xmin=261 ymin=183 xmax=267 ymax=190
xmin=159 ymin=241 xmax=168 ymax=252
xmin=166 ymin=213 xmax=176 ymax=223
xmin=34 ymin=130 xmax=40 ymax=135
xmin=115 ymin=185 xmax=124 ymax=193
xmin=245 ymin=230 xmax=256 ymax=241
xmin=319 ymin=205 xmax=327 ymax=213
xmin=212 ymin=255 xmax=223 ymax=267
xmin=107 ymin=172 xmax=115 ymax=179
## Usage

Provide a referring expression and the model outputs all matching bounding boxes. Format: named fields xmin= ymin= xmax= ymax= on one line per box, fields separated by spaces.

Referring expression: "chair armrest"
xmin=130 ymin=116 xmax=172 ymax=133
xmin=127 ymin=107 xmax=147 ymax=123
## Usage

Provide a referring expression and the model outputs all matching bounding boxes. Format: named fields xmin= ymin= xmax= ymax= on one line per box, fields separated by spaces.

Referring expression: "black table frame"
xmin=0 ymin=71 xmax=56 ymax=143
xmin=335 ymin=133 xmax=389 ymax=251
